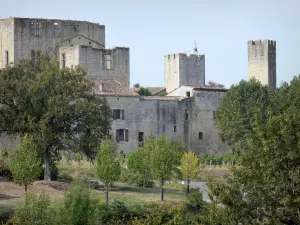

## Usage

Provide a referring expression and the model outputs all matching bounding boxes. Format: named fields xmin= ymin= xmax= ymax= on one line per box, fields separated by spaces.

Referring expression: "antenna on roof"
xmin=194 ymin=41 xmax=198 ymax=54
xmin=184 ymin=41 xmax=199 ymax=54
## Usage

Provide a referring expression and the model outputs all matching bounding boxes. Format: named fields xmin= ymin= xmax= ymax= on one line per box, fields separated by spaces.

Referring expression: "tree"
xmin=207 ymin=80 xmax=225 ymax=88
xmin=96 ymin=139 xmax=121 ymax=202
xmin=206 ymin=76 xmax=300 ymax=224
xmin=180 ymin=152 xmax=199 ymax=193
xmin=146 ymin=135 xmax=184 ymax=201
xmin=137 ymin=87 xmax=152 ymax=96
xmin=0 ymin=55 xmax=111 ymax=180
xmin=127 ymin=147 xmax=152 ymax=187
xmin=215 ymin=78 xmax=270 ymax=152
xmin=10 ymin=134 xmax=42 ymax=192
xmin=133 ymin=83 xmax=140 ymax=88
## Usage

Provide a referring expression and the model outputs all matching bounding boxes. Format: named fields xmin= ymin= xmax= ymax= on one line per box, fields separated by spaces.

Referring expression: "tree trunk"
xmin=186 ymin=177 xmax=190 ymax=194
xmin=160 ymin=186 xmax=164 ymax=202
xmin=25 ymin=184 xmax=27 ymax=192
xmin=44 ymin=149 xmax=51 ymax=181
xmin=104 ymin=184 xmax=108 ymax=202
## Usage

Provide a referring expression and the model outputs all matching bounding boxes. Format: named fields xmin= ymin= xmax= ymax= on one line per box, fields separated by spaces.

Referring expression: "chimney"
xmin=99 ymin=83 xmax=104 ymax=92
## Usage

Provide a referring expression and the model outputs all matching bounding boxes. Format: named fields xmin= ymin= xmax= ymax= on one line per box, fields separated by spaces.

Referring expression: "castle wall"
xmin=105 ymin=96 xmax=188 ymax=153
xmin=13 ymin=18 xmax=105 ymax=64
xmin=78 ymin=46 xmax=130 ymax=86
xmin=0 ymin=19 xmax=14 ymax=69
xmin=248 ymin=40 xmax=276 ymax=89
xmin=59 ymin=45 xmax=80 ymax=68
xmin=188 ymin=89 xmax=228 ymax=154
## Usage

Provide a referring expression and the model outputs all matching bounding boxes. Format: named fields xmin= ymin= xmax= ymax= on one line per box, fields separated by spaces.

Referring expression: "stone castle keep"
xmin=0 ymin=17 xmax=277 ymax=154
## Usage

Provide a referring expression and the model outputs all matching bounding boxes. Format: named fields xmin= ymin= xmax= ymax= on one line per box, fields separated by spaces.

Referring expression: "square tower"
xmin=164 ymin=53 xmax=205 ymax=93
xmin=248 ymin=40 xmax=276 ymax=89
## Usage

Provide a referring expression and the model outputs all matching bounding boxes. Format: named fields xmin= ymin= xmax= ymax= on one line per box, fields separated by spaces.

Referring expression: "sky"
xmin=1 ymin=0 xmax=299 ymax=88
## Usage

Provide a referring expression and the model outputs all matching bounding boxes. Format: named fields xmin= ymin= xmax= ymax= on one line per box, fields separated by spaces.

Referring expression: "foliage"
xmin=9 ymin=134 xmax=42 ymax=191
xmin=186 ymin=192 xmax=204 ymax=210
xmin=74 ymin=152 xmax=82 ymax=165
xmin=147 ymin=136 xmax=184 ymax=187
xmin=215 ymin=78 xmax=270 ymax=152
xmin=0 ymin=148 xmax=12 ymax=180
xmin=207 ymin=77 xmax=300 ymax=224
xmin=137 ymin=87 xmax=152 ymax=96
xmin=180 ymin=152 xmax=199 ymax=193
xmin=133 ymin=83 xmax=140 ymax=88
xmin=58 ymin=180 xmax=98 ymax=225
xmin=127 ymin=147 xmax=154 ymax=187
xmin=119 ymin=168 xmax=155 ymax=188
xmin=96 ymin=138 xmax=121 ymax=200
xmin=0 ymin=55 xmax=111 ymax=180
xmin=207 ymin=80 xmax=225 ymax=88
xmin=9 ymin=191 xmax=54 ymax=225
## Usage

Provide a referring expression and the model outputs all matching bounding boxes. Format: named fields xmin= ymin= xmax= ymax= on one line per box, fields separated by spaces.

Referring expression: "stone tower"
xmin=248 ymin=40 xmax=276 ymax=89
xmin=164 ymin=53 xmax=205 ymax=93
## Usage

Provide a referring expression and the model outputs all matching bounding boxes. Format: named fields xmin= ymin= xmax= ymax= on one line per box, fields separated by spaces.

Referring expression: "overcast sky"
xmin=1 ymin=0 xmax=299 ymax=88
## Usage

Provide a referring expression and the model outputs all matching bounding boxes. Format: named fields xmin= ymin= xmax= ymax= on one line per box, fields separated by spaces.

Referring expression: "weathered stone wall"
xmin=167 ymin=86 xmax=196 ymax=97
xmin=188 ymin=89 xmax=228 ymax=154
xmin=248 ymin=40 xmax=276 ymax=89
xmin=0 ymin=18 xmax=14 ymax=69
xmin=13 ymin=18 xmax=105 ymax=65
xmin=164 ymin=53 xmax=205 ymax=94
xmin=105 ymin=96 xmax=188 ymax=153
xmin=59 ymin=45 xmax=80 ymax=68
xmin=78 ymin=46 xmax=130 ymax=87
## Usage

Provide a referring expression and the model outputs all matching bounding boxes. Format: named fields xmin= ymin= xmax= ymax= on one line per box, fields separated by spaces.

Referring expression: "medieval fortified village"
xmin=0 ymin=17 xmax=277 ymax=154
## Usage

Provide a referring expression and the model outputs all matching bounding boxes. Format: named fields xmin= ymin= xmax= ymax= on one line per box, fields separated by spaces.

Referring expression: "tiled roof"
xmin=93 ymin=79 xmax=139 ymax=97
xmin=132 ymin=87 xmax=166 ymax=95
xmin=140 ymin=96 xmax=186 ymax=101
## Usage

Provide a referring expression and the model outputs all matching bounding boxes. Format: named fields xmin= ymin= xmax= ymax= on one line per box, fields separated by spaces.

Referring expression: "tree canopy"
xmin=180 ymin=152 xmax=199 ymax=193
xmin=0 ymin=55 xmax=111 ymax=180
xmin=208 ymin=77 xmax=300 ymax=224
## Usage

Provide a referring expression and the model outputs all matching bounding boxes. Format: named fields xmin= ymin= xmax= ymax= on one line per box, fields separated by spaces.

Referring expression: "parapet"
xmin=248 ymin=39 xmax=276 ymax=47
xmin=164 ymin=53 xmax=204 ymax=60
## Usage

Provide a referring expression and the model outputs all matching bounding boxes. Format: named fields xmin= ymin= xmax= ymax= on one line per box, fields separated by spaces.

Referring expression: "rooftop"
xmin=94 ymin=79 xmax=139 ymax=97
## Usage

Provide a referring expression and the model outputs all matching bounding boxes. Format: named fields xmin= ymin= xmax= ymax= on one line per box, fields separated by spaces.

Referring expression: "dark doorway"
xmin=138 ymin=132 xmax=144 ymax=147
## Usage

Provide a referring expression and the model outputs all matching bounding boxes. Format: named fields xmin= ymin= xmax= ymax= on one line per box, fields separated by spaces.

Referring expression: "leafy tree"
xmin=127 ymin=147 xmax=153 ymax=187
xmin=96 ymin=139 xmax=121 ymax=202
xmin=180 ymin=152 xmax=199 ymax=193
xmin=137 ymin=87 xmax=152 ymax=96
xmin=207 ymin=80 xmax=225 ymax=88
xmin=207 ymin=76 xmax=300 ymax=224
xmin=215 ymin=78 xmax=270 ymax=152
xmin=0 ymin=55 xmax=111 ymax=180
xmin=9 ymin=134 xmax=42 ymax=192
xmin=146 ymin=135 xmax=184 ymax=201
xmin=133 ymin=83 xmax=140 ymax=88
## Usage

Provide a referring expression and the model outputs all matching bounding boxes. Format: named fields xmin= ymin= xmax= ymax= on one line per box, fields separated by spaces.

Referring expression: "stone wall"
xmin=248 ymin=40 xmax=276 ymax=89
xmin=13 ymin=18 xmax=105 ymax=65
xmin=0 ymin=18 xmax=14 ymax=69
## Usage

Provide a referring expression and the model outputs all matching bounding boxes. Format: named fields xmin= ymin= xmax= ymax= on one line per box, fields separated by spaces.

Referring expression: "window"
xmin=116 ymin=129 xmax=129 ymax=142
xmin=185 ymin=113 xmax=188 ymax=120
xmin=36 ymin=27 xmax=40 ymax=36
xmin=5 ymin=51 xmax=9 ymax=67
xmin=186 ymin=91 xmax=190 ymax=97
xmin=62 ymin=53 xmax=66 ymax=68
xmin=199 ymin=132 xmax=203 ymax=140
xmin=174 ymin=126 xmax=177 ymax=132
xmin=112 ymin=109 xmax=125 ymax=120
xmin=75 ymin=25 xmax=80 ymax=31
xmin=138 ymin=132 xmax=144 ymax=147
xmin=213 ymin=111 xmax=216 ymax=120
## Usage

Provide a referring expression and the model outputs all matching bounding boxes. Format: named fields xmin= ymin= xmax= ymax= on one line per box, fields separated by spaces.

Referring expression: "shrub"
xmin=9 ymin=191 xmax=54 ymax=225
xmin=186 ymin=191 xmax=204 ymax=209
xmin=119 ymin=168 xmax=155 ymax=188
xmin=57 ymin=171 xmax=73 ymax=182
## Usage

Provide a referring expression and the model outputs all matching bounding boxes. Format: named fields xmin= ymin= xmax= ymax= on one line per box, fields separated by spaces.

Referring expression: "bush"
xmin=57 ymin=171 xmax=73 ymax=182
xmin=9 ymin=191 xmax=54 ymax=225
xmin=186 ymin=192 xmax=204 ymax=209
xmin=119 ymin=168 xmax=155 ymax=188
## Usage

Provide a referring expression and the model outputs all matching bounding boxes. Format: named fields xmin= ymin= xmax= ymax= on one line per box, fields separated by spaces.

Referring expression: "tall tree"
xmin=215 ymin=78 xmax=270 ymax=152
xmin=180 ymin=152 xmax=199 ymax=193
xmin=0 ymin=55 xmax=111 ymax=180
xmin=146 ymin=135 xmax=184 ymax=201
xmin=207 ymin=76 xmax=300 ymax=224
xmin=96 ymin=138 xmax=121 ymax=202
xmin=10 ymin=134 xmax=41 ymax=192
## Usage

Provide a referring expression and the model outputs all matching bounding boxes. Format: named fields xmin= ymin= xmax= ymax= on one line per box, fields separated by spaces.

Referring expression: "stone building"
xmin=0 ymin=17 xmax=276 ymax=155
xmin=248 ymin=40 xmax=276 ymax=89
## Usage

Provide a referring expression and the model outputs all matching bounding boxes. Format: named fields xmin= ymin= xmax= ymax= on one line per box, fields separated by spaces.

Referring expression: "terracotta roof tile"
xmin=93 ymin=79 xmax=139 ymax=96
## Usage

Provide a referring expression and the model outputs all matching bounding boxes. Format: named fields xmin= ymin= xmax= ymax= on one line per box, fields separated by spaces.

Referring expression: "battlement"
xmin=164 ymin=53 xmax=204 ymax=61
xmin=248 ymin=39 xmax=276 ymax=47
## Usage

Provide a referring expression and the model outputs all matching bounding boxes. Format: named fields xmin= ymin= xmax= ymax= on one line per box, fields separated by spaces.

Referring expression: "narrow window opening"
xmin=186 ymin=91 xmax=190 ymax=97
xmin=75 ymin=24 xmax=80 ymax=31
xmin=138 ymin=132 xmax=144 ymax=147
xmin=199 ymin=132 xmax=203 ymax=140
xmin=185 ymin=113 xmax=188 ymax=120
xmin=62 ymin=53 xmax=66 ymax=68
xmin=213 ymin=111 xmax=216 ymax=120
xmin=112 ymin=109 xmax=125 ymax=120
xmin=5 ymin=51 xmax=9 ymax=67
xmin=174 ymin=126 xmax=177 ymax=132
